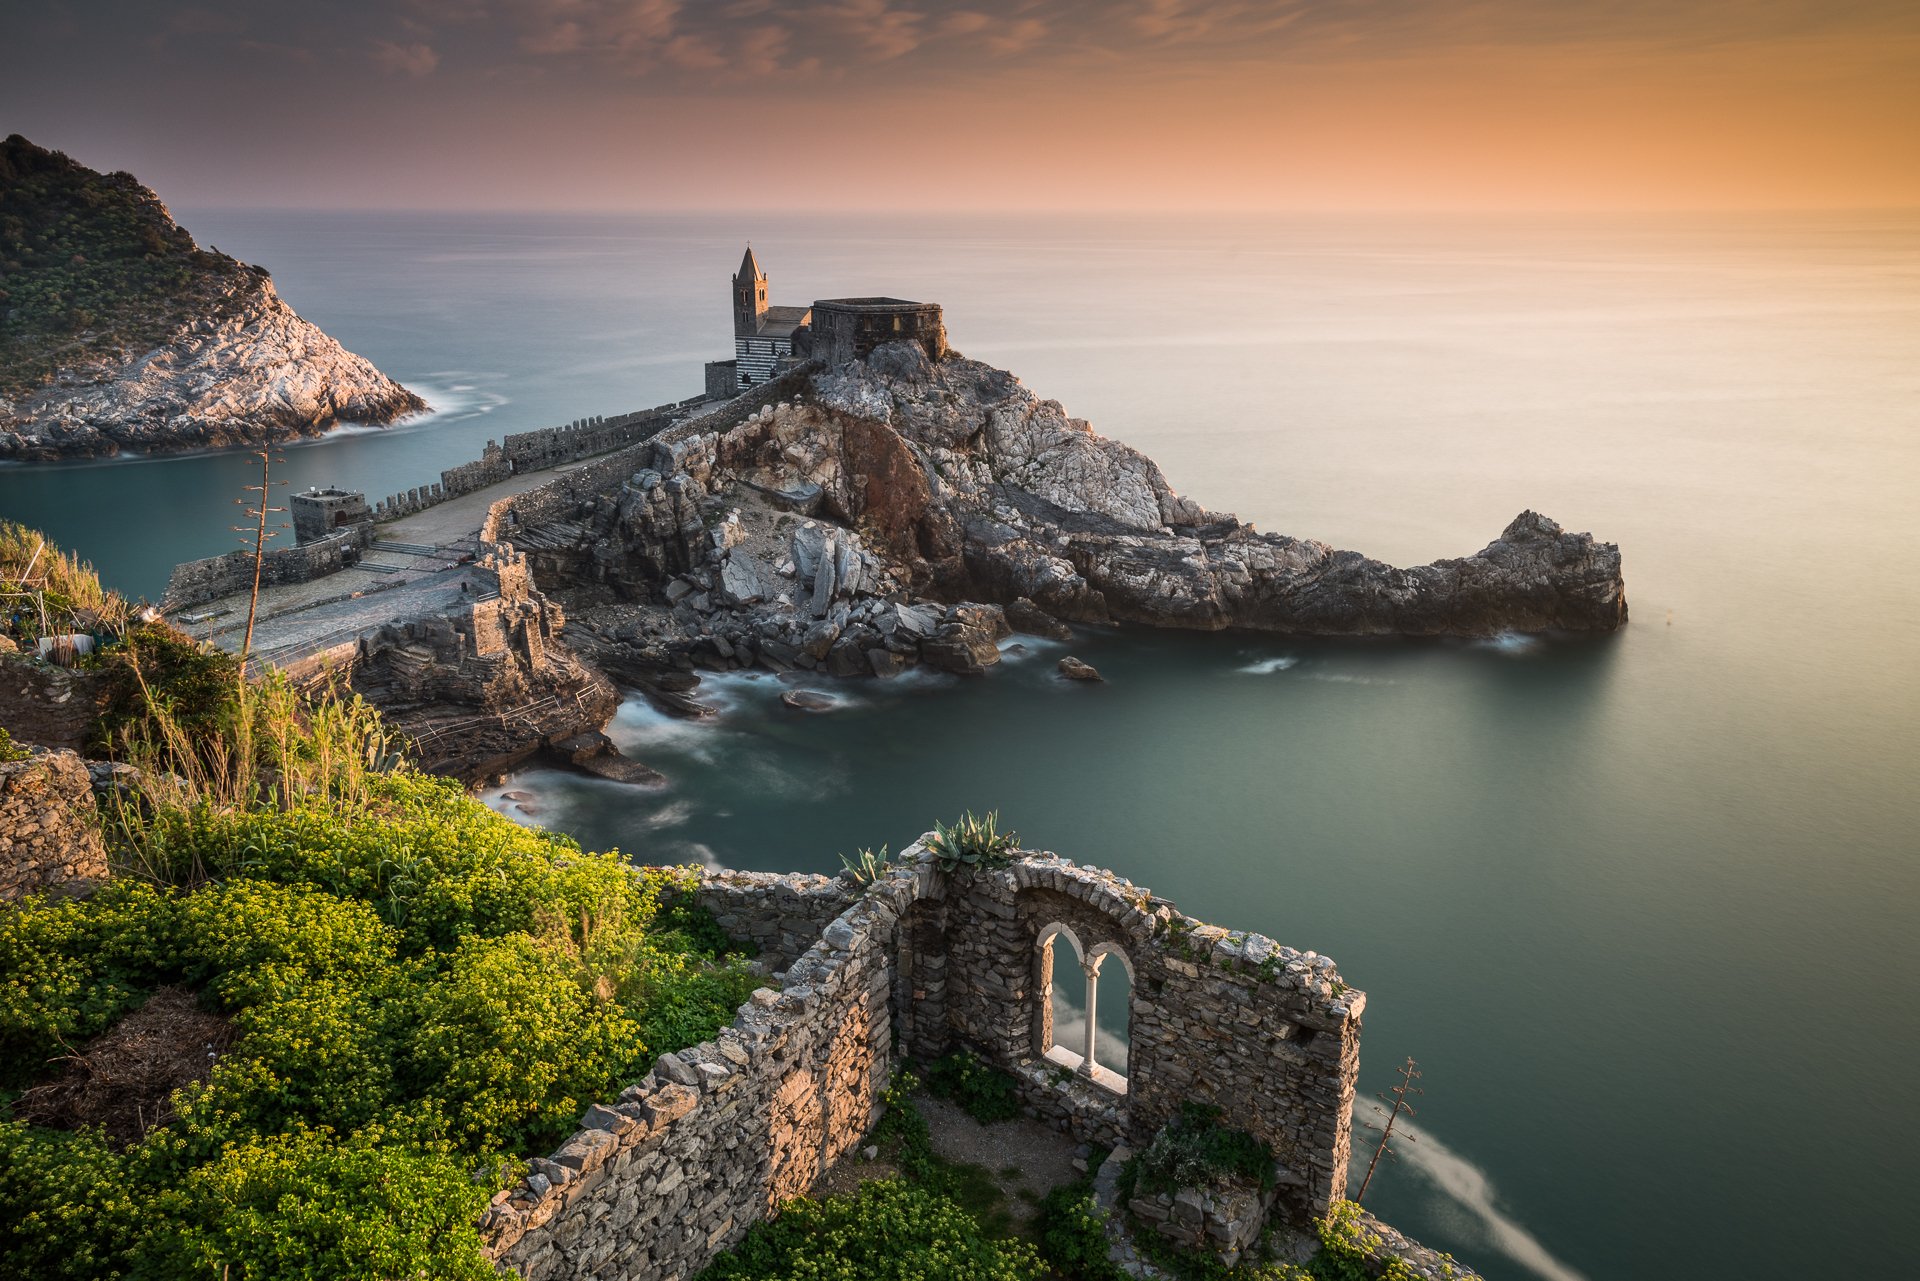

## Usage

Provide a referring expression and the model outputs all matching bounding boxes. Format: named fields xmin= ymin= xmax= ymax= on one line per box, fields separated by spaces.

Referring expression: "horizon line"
xmin=169 ymin=202 xmax=1920 ymax=219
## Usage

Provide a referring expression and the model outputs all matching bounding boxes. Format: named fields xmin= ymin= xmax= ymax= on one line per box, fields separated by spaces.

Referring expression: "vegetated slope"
xmin=0 ymin=134 xmax=253 ymax=401
xmin=0 ymin=524 xmax=755 ymax=1277
xmin=0 ymin=135 xmax=423 ymax=460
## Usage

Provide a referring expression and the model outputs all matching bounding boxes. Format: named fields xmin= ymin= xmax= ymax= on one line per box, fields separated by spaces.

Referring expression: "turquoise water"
xmin=4 ymin=211 xmax=1918 ymax=1278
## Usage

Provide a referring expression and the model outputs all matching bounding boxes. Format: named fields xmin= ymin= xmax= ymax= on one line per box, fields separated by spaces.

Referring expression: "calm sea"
xmin=3 ymin=210 xmax=1917 ymax=1279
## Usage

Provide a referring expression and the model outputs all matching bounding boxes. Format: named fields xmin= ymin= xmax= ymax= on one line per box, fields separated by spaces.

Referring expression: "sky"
xmin=4 ymin=0 xmax=1918 ymax=212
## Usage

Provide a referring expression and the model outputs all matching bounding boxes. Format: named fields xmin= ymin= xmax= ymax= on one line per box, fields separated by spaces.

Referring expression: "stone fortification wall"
xmin=808 ymin=299 xmax=946 ymax=369
xmin=481 ymin=846 xmax=1367 ymax=1280
xmin=370 ymin=400 xmax=705 ymax=524
xmin=161 ymin=524 xmax=372 ymax=611
xmin=0 ymin=748 xmax=107 ymax=900
xmin=933 ymin=856 xmax=1362 ymax=1214
xmin=162 ymin=396 xmax=703 ymax=609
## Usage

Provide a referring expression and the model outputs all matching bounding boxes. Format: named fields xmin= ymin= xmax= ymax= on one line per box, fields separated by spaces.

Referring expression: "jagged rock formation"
xmin=342 ymin=549 xmax=617 ymax=783
xmin=0 ymin=135 xmax=422 ymax=459
xmin=517 ymin=343 xmax=1623 ymax=688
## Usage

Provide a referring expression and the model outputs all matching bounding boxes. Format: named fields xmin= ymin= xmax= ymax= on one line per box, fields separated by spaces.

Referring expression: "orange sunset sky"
xmin=4 ymin=1 xmax=1918 ymax=211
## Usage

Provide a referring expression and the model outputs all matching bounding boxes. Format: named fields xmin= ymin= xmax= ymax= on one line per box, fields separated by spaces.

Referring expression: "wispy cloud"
xmin=372 ymin=38 xmax=441 ymax=75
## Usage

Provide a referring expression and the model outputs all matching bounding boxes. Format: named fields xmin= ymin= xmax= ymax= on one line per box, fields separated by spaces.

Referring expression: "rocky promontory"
xmin=0 ymin=135 xmax=422 ymax=460
xmin=501 ymin=339 xmax=1625 ymax=692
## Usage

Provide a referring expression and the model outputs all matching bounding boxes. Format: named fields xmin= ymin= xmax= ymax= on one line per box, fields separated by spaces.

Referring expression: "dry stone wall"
xmin=0 ymin=748 xmax=107 ymax=900
xmin=481 ymin=865 xmax=906 ymax=1280
xmin=481 ymin=846 xmax=1369 ymax=1279
xmin=0 ymin=658 xmax=111 ymax=753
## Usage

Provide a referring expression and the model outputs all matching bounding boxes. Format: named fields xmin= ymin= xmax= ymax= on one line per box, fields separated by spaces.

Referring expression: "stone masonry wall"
xmin=480 ymin=845 xmax=1369 ymax=1279
xmin=478 ymin=370 xmax=820 ymax=559
xmin=928 ymin=855 xmax=1362 ymax=1218
xmin=481 ymin=864 xmax=909 ymax=1280
xmin=0 ymin=657 xmax=112 ymax=753
xmin=161 ymin=524 xmax=372 ymax=611
xmin=370 ymin=400 xmax=705 ymax=523
xmin=0 ymin=748 xmax=107 ymax=900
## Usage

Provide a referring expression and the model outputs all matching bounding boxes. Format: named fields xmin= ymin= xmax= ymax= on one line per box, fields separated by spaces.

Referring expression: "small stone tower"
xmin=732 ymin=246 xmax=768 ymax=338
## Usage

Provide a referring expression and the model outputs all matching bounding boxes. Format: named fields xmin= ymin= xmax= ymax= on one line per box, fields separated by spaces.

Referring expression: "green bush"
xmin=1037 ymin=1177 xmax=1128 ymax=1281
xmin=0 ymin=880 xmax=181 ymax=1089
xmin=925 ymin=1050 xmax=1023 ymax=1124
xmin=145 ymin=1129 xmax=496 ymax=1281
xmin=1133 ymin=1103 xmax=1276 ymax=1196
xmin=694 ymin=1178 xmax=1047 ymax=1281
xmin=0 ymin=765 xmax=751 ymax=1274
xmin=0 ymin=726 xmax=27 ymax=762
xmin=0 ymin=1122 xmax=145 ymax=1279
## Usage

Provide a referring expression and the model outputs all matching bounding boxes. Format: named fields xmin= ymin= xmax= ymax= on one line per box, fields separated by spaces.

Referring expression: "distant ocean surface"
xmin=4 ymin=210 xmax=1917 ymax=1279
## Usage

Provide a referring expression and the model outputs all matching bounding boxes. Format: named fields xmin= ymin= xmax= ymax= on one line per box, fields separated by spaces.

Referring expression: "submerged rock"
xmin=1058 ymin=656 xmax=1103 ymax=682
xmin=780 ymin=690 xmax=836 ymax=712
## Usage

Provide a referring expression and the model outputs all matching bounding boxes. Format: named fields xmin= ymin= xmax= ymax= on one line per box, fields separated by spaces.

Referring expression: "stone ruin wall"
xmin=0 ymin=748 xmax=108 ymax=901
xmin=0 ymin=659 xmax=111 ymax=754
xmin=161 ymin=524 xmax=373 ymax=611
xmin=481 ymin=867 xmax=891 ymax=1281
xmin=481 ymin=846 xmax=1369 ymax=1281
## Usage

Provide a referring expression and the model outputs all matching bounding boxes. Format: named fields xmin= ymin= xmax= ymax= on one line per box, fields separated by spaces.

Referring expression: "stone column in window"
xmin=1080 ymin=953 xmax=1106 ymax=1076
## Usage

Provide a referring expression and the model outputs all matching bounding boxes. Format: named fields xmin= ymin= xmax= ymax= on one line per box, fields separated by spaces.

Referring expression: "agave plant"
xmin=925 ymin=810 xmax=1019 ymax=873
xmin=838 ymin=844 xmax=893 ymax=886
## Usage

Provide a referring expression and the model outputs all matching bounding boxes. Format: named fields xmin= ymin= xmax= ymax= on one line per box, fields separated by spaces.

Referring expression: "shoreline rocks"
xmin=0 ymin=276 xmax=424 ymax=461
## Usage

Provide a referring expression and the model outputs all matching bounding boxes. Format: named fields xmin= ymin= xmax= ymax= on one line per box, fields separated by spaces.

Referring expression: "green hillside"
xmin=0 ymin=134 xmax=257 ymax=402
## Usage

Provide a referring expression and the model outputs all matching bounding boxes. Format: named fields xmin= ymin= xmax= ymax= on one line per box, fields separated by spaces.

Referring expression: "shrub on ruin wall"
xmin=0 ymin=769 xmax=755 ymax=1278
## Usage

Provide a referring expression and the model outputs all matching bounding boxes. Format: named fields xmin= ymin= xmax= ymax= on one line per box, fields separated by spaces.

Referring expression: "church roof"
xmin=736 ymin=245 xmax=764 ymax=282
xmin=756 ymin=304 xmax=812 ymax=338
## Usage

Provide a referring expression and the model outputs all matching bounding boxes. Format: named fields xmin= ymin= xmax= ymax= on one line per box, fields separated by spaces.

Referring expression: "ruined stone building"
xmin=705 ymin=247 xmax=947 ymax=398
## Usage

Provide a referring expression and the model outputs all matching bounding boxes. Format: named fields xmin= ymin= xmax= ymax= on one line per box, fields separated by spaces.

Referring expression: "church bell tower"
xmin=733 ymin=245 xmax=768 ymax=337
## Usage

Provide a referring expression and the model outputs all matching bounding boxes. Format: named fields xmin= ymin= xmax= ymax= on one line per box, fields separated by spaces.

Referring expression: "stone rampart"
xmin=0 ymin=748 xmax=107 ymax=900
xmin=481 ymin=844 xmax=1369 ymax=1280
xmin=161 ymin=525 xmax=372 ymax=611
xmin=366 ymin=398 xmax=705 ymax=524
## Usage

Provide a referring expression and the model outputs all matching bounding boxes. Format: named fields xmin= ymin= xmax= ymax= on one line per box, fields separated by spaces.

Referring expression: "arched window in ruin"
xmin=1034 ymin=923 xmax=1130 ymax=1094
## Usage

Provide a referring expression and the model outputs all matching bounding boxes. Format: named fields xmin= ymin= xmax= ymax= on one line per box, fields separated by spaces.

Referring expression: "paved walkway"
xmin=180 ymin=457 xmax=603 ymax=658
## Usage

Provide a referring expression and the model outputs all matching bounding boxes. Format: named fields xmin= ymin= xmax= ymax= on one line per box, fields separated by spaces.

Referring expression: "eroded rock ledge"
xmin=517 ymin=343 xmax=1623 ymax=691
xmin=0 ymin=273 xmax=423 ymax=460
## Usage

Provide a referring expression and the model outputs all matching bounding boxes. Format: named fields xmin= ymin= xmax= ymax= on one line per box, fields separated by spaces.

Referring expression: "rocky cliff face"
xmin=0 ymin=273 xmax=423 ymax=460
xmin=510 ymin=343 xmax=1622 ymax=692
xmin=798 ymin=343 xmax=1626 ymax=635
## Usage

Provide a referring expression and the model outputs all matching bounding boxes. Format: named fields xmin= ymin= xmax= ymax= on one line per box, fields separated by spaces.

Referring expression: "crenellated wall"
xmin=481 ymin=844 xmax=1372 ymax=1280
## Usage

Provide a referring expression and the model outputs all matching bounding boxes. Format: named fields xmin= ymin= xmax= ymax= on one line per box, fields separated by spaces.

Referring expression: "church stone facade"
xmin=705 ymin=247 xmax=946 ymax=399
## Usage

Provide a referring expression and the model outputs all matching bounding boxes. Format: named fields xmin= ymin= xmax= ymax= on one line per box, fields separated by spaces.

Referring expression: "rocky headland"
xmin=0 ymin=135 xmax=422 ymax=460
xmin=501 ymin=340 xmax=1625 ymax=697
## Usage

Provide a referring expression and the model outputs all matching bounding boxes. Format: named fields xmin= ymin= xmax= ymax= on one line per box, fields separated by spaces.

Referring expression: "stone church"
xmin=705 ymin=247 xmax=948 ymax=399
